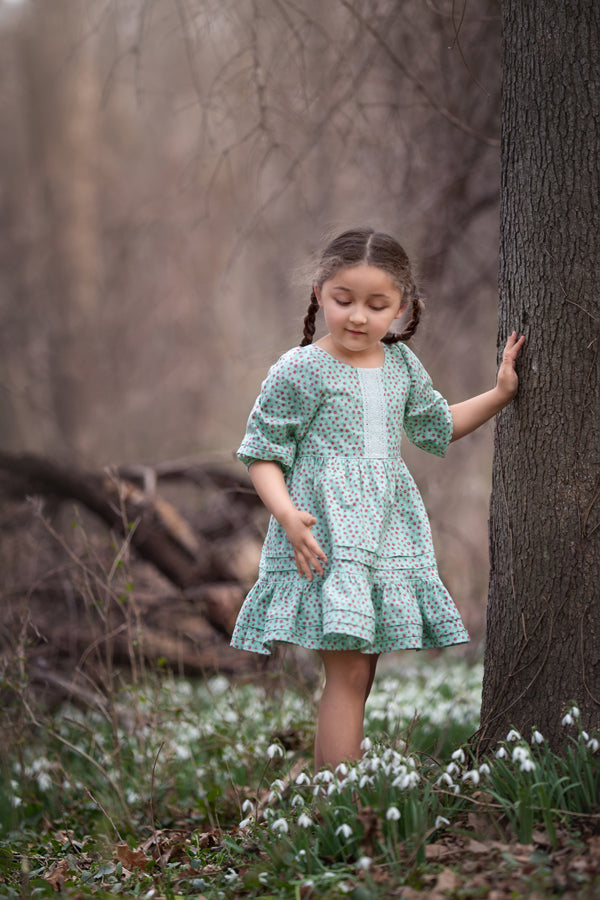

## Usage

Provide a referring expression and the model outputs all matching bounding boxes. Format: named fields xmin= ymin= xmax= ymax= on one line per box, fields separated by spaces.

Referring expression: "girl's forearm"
xmin=248 ymin=460 xmax=297 ymax=524
xmin=449 ymin=331 xmax=525 ymax=442
xmin=449 ymin=386 xmax=513 ymax=442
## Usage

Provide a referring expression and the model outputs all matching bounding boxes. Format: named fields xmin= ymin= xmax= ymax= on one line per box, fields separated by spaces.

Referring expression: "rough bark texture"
xmin=480 ymin=0 xmax=600 ymax=750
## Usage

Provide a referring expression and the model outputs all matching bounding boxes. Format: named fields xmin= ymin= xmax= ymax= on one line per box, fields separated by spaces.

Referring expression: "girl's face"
xmin=315 ymin=264 xmax=407 ymax=366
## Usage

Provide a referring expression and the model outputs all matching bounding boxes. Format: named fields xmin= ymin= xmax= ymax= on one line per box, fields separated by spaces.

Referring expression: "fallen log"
xmin=0 ymin=451 xmax=253 ymax=590
xmin=0 ymin=452 xmax=266 ymax=688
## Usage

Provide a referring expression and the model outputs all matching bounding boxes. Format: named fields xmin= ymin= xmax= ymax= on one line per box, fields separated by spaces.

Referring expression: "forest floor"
xmin=1 ymin=655 xmax=600 ymax=899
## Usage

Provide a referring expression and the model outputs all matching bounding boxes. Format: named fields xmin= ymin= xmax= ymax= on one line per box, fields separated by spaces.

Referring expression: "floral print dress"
xmin=231 ymin=342 xmax=469 ymax=655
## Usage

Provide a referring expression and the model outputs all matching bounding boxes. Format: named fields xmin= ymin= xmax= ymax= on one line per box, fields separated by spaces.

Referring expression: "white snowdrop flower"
xmin=223 ymin=868 xmax=240 ymax=885
xmin=296 ymin=850 xmax=307 ymax=858
xmin=386 ymin=806 xmax=401 ymax=821
xmin=37 ymin=772 xmax=52 ymax=792
xmin=531 ymin=730 xmax=545 ymax=745
xmin=587 ymin=738 xmax=599 ymax=752
xmin=258 ymin=872 xmax=269 ymax=885
xmin=356 ymin=856 xmax=372 ymax=871
xmin=451 ymin=748 xmax=466 ymax=763
xmin=359 ymin=775 xmax=373 ymax=789
xmin=297 ymin=812 xmax=313 ymax=829
xmin=520 ymin=757 xmax=536 ymax=773
xmin=241 ymin=799 xmax=254 ymax=814
xmin=495 ymin=746 xmax=508 ymax=759
xmin=327 ymin=782 xmax=337 ymax=796
xmin=512 ymin=746 xmax=530 ymax=763
xmin=436 ymin=772 xmax=454 ymax=787
xmin=506 ymin=729 xmax=521 ymax=742
xmin=271 ymin=817 xmax=289 ymax=834
xmin=302 ymin=879 xmax=314 ymax=888
xmin=570 ymin=706 xmax=580 ymax=719
xmin=291 ymin=794 xmax=305 ymax=808
xmin=562 ymin=713 xmax=574 ymax=726
xmin=266 ymin=743 xmax=284 ymax=759
xmin=335 ymin=823 xmax=353 ymax=839
xmin=446 ymin=762 xmax=460 ymax=776
xmin=238 ymin=817 xmax=252 ymax=829
xmin=143 ymin=890 xmax=156 ymax=900
xmin=360 ymin=737 xmax=372 ymax=751
xmin=295 ymin=772 xmax=311 ymax=786
xmin=392 ymin=772 xmax=421 ymax=791
xmin=581 ymin=731 xmax=589 ymax=742
xmin=346 ymin=768 xmax=358 ymax=783
xmin=315 ymin=769 xmax=334 ymax=784
xmin=335 ymin=763 xmax=348 ymax=777
xmin=435 ymin=816 xmax=450 ymax=828
xmin=478 ymin=763 xmax=491 ymax=776
xmin=462 ymin=769 xmax=480 ymax=785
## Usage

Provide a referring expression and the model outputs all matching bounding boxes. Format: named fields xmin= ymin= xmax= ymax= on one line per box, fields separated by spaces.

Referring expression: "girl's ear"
xmin=394 ymin=300 xmax=409 ymax=320
xmin=314 ymin=284 xmax=322 ymax=307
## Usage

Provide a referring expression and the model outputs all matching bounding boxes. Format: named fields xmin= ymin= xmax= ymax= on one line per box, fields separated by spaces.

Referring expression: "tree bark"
xmin=480 ymin=0 xmax=600 ymax=750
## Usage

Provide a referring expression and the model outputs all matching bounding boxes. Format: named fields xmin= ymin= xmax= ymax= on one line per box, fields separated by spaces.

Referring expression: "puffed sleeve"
xmin=400 ymin=344 xmax=454 ymax=457
xmin=237 ymin=347 xmax=321 ymax=474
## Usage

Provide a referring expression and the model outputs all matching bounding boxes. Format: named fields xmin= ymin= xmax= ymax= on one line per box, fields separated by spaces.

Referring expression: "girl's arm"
xmin=449 ymin=331 xmax=525 ymax=443
xmin=248 ymin=460 xmax=328 ymax=581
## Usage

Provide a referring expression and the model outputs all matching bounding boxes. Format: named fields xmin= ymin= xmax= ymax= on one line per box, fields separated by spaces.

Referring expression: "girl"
xmin=231 ymin=227 xmax=524 ymax=770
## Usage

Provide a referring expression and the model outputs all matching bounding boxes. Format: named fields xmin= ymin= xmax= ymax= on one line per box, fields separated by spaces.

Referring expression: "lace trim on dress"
xmin=358 ymin=369 xmax=388 ymax=458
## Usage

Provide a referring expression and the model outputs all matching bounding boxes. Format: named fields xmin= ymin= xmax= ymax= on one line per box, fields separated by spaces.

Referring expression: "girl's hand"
xmin=449 ymin=330 xmax=525 ymax=442
xmin=496 ymin=331 xmax=526 ymax=401
xmin=281 ymin=508 xmax=328 ymax=581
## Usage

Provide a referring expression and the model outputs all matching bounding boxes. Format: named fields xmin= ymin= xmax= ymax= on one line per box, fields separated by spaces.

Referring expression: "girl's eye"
xmin=334 ymin=298 xmax=351 ymax=306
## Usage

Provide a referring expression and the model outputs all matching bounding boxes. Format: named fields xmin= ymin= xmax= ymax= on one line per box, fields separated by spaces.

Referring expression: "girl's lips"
xmin=346 ymin=329 xmax=366 ymax=335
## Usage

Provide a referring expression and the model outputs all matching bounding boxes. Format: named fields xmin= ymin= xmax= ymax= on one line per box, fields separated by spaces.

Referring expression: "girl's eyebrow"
xmin=332 ymin=285 xmax=393 ymax=300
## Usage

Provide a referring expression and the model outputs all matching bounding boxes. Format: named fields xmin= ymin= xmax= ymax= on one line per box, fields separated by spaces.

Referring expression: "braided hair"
xmin=300 ymin=227 xmax=422 ymax=346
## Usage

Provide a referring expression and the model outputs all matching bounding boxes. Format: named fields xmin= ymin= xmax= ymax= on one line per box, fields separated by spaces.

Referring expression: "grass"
xmin=1 ymin=656 xmax=599 ymax=898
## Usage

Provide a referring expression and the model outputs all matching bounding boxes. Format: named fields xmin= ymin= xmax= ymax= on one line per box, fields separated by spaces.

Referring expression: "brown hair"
xmin=300 ymin=227 xmax=423 ymax=347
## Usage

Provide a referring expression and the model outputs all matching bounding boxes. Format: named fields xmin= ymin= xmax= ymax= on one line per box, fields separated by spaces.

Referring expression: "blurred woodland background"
xmin=0 ymin=0 xmax=504 ymax=668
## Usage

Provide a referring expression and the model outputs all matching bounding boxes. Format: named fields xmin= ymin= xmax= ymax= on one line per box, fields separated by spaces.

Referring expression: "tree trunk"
xmin=480 ymin=0 xmax=600 ymax=750
xmin=20 ymin=0 xmax=100 ymax=458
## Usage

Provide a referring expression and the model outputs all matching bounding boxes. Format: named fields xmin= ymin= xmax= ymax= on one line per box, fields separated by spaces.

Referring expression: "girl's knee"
xmin=320 ymin=651 xmax=374 ymax=694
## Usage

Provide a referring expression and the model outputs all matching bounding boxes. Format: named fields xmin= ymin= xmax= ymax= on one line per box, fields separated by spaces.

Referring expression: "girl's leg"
xmin=314 ymin=650 xmax=379 ymax=770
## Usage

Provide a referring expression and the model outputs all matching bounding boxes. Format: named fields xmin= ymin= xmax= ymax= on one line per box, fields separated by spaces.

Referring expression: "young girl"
xmin=231 ymin=227 xmax=524 ymax=770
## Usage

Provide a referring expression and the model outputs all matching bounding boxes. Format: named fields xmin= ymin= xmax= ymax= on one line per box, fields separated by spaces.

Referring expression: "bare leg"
xmin=364 ymin=653 xmax=379 ymax=704
xmin=314 ymin=650 xmax=379 ymax=770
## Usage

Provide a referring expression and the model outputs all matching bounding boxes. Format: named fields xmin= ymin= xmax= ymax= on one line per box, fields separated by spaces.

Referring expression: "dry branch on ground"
xmin=0 ymin=452 xmax=267 ymax=702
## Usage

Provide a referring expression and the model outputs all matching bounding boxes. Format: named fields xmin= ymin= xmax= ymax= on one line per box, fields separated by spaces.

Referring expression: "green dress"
xmin=231 ymin=342 xmax=469 ymax=654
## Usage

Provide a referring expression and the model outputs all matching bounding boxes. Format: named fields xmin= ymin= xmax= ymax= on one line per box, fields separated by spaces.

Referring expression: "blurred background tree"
xmin=0 ymin=0 xmax=502 ymax=643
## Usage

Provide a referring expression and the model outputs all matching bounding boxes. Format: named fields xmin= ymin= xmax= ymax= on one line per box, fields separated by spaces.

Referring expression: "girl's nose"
xmin=349 ymin=306 xmax=367 ymax=323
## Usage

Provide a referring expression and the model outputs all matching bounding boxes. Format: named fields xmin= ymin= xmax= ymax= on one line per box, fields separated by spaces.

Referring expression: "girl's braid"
xmin=300 ymin=288 xmax=320 ymax=346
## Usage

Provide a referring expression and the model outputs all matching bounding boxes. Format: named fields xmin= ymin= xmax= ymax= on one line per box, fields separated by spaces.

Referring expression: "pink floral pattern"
xmin=231 ymin=342 xmax=469 ymax=654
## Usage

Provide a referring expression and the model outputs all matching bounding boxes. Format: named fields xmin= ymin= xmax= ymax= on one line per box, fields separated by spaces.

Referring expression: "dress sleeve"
xmin=237 ymin=348 xmax=320 ymax=474
xmin=401 ymin=345 xmax=454 ymax=457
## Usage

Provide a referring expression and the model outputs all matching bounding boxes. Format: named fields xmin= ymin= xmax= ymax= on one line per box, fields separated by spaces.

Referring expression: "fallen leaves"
xmin=392 ymin=825 xmax=600 ymax=899
xmin=114 ymin=843 xmax=148 ymax=870
xmin=43 ymin=858 xmax=69 ymax=892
